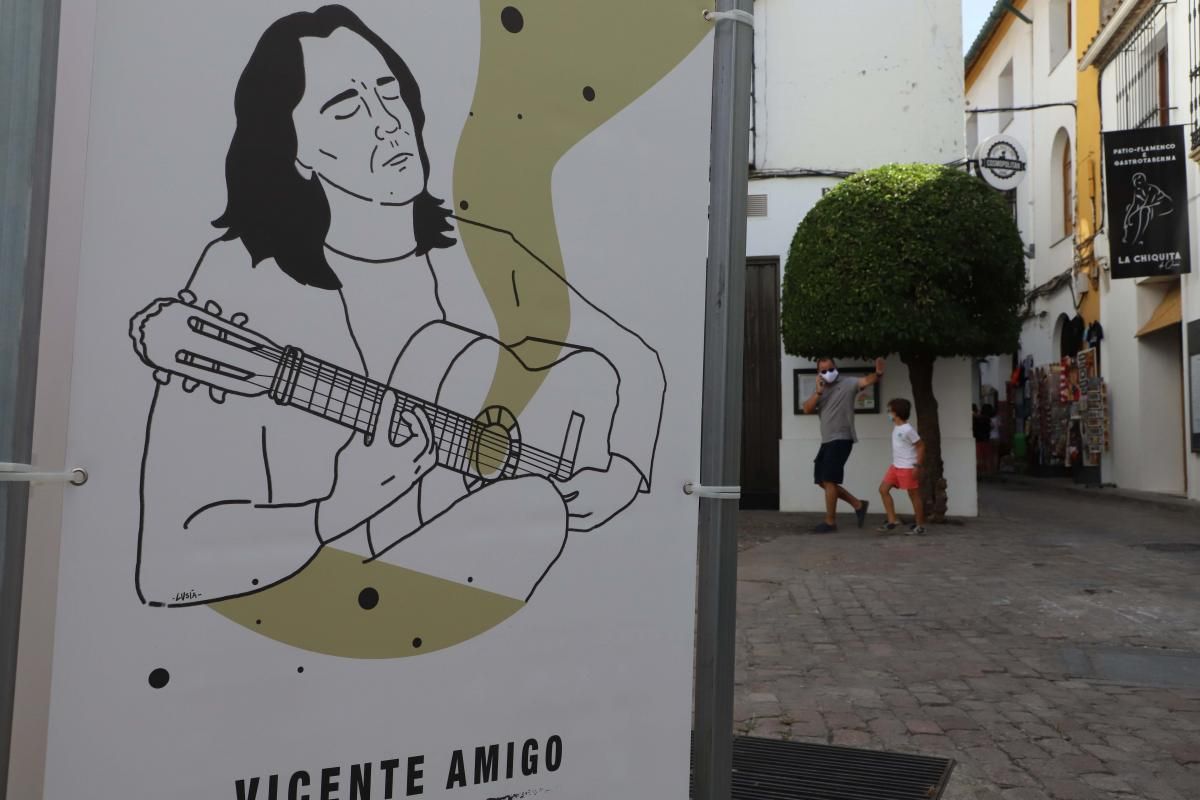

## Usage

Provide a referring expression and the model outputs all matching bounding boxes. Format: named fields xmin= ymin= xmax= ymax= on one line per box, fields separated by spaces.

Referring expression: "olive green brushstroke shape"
xmin=455 ymin=0 xmax=710 ymax=420
xmin=213 ymin=547 xmax=523 ymax=658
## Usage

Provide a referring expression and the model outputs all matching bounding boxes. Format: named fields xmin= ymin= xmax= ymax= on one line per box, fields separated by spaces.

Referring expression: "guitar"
xmin=129 ymin=296 xmax=619 ymax=492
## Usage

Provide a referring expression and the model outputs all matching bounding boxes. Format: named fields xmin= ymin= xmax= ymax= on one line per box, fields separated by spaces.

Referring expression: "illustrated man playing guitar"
xmin=130 ymin=6 xmax=664 ymax=608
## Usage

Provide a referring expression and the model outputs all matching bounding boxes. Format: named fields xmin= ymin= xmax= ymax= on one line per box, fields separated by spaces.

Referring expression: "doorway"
xmin=740 ymin=257 xmax=781 ymax=509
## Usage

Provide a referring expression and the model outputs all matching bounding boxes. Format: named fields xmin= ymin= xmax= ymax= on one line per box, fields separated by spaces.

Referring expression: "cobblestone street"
xmin=734 ymin=482 xmax=1200 ymax=799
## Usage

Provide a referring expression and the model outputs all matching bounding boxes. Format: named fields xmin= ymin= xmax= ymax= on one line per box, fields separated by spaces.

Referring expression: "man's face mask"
xmin=820 ymin=368 xmax=839 ymax=383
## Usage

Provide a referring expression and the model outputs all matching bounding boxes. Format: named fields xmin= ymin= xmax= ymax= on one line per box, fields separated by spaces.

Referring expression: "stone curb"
xmin=981 ymin=473 xmax=1200 ymax=517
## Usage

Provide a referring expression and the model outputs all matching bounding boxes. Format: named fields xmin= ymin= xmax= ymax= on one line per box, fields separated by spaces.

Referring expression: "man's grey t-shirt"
xmin=816 ymin=376 xmax=859 ymax=443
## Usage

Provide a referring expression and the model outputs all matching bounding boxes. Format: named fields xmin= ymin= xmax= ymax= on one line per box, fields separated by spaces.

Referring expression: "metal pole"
xmin=693 ymin=1 xmax=753 ymax=799
xmin=0 ymin=0 xmax=62 ymax=795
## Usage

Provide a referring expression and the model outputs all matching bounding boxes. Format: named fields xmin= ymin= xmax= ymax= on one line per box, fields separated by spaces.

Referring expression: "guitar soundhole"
xmin=468 ymin=406 xmax=521 ymax=483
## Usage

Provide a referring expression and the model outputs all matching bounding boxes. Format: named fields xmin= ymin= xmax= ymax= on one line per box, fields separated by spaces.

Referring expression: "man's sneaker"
xmin=855 ymin=500 xmax=870 ymax=528
xmin=812 ymin=522 xmax=838 ymax=534
xmin=908 ymin=525 xmax=927 ymax=536
xmin=876 ymin=522 xmax=899 ymax=533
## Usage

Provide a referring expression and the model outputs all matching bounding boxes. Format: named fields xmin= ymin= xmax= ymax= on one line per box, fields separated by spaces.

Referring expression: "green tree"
xmin=782 ymin=163 xmax=1025 ymax=520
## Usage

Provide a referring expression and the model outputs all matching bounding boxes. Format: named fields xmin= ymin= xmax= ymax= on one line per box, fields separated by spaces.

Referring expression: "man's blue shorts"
xmin=813 ymin=439 xmax=853 ymax=486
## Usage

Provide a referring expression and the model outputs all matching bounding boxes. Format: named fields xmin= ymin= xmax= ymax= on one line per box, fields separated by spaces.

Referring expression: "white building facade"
xmin=742 ymin=0 xmax=976 ymax=516
xmin=966 ymin=0 xmax=1081 ymax=393
xmin=1081 ymin=0 xmax=1200 ymax=501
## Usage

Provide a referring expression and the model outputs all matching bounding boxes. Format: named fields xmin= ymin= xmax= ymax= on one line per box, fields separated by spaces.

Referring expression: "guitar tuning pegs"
xmin=230 ymin=312 xmax=249 ymax=327
xmin=177 ymin=289 xmax=197 ymax=304
xmin=204 ymin=300 xmax=223 ymax=316
xmin=182 ymin=378 xmax=199 ymax=393
xmin=152 ymin=369 xmax=172 ymax=386
xmin=209 ymin=387 xmax=227 ymax=404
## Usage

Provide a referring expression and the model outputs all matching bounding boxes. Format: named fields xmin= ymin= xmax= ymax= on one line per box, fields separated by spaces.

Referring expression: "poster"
xmin=1102 ymin=125 xmax=1192 ymax=279
xmin=38 ymin=2 xmax=713 ymax=797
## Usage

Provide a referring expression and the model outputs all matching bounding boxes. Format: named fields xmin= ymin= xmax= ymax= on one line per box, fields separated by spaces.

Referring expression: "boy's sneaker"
xmin=876 ymin=522 xmax=899 ymax=533
xmin=855 ymin=500 xmax=870 ymax=528
xmin=907 ymin=525 xmax=927 ymax=536
xmin=812 ymin=522 xmax=838 ymax=534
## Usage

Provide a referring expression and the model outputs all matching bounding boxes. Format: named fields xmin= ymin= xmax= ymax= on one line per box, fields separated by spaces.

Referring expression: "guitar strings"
xmin=234 ymin=365 xmax=571 ymax=476
xmin=231 ymin=342 xmax=571 ymax=474
xmin=253 ymin=347 xmax=573 ymax=473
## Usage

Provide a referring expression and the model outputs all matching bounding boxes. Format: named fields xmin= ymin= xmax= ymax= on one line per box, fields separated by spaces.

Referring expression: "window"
xmin=999 ymin=61 xmax=1014 ymax=130
xmin=966 ymin=114 xmax=979 ymax=156
xmin=1113 ymin=5 xmax=1169 ymax=129
xmin=1192 ymin=0 xmax=1200 ymax=148
xmin=1050 ymin=0 xmax=1072 ymax=66
xmin=1062 ymin=143 xmax=1073 ymax=237
xmin=1052 ymin=128 xmax=1074 ymax=239
xmin=1159 ymin=47 xmax=1170 ymax=125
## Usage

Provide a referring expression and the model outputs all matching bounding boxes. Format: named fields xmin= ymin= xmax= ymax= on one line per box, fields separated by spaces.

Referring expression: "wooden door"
xmin=740 ymin=258 xmax=781 ymax=509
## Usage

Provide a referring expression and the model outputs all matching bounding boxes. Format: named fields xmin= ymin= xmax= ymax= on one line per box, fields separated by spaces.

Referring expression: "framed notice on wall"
xmin=794 ymin=368 xmax=880 ymax=415
xmin=1102 ymin=125 xmax=1192 ymax=279
xmin=29 ymin=2 xmax=716 ymax=798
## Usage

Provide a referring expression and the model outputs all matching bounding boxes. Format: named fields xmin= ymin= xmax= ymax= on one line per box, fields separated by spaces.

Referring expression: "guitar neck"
xmin=266 ymin=346 xmax=569 ymax=480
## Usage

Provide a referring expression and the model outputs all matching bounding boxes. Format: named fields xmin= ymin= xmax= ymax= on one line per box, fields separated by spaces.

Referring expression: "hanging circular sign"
xmin=975 ymin=134 xmax=1028 ymax=191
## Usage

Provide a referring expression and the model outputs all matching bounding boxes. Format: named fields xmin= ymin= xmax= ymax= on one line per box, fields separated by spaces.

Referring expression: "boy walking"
xmin=877 ymin=398 xmax=927 ymax=535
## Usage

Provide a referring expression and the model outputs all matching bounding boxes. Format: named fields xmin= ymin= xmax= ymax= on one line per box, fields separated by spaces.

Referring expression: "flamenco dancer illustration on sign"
xmin=128 ymin=5 xmax=665 ymax=656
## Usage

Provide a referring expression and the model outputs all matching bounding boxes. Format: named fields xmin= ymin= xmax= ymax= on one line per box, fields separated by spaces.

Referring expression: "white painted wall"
xmin=1095 ymin=0 xmax=1196 ymax=497
xmin=965 ymin=0 xmax=1079 ymax=395
xmin=747 ymin=0 xmax=975 ymax=516
xmin=752 ymin=0 xmax=962 ymax=172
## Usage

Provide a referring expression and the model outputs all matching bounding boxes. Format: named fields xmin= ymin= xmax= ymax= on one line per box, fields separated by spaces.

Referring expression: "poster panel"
xmin=1102 ymin=125 xmax=1192 ymax=279
xmin=37 ymin=2 xmax=713 ymax=797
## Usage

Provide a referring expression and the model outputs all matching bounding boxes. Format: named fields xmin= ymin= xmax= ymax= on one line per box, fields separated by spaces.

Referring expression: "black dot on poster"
xmin=251 ymin=578 xmax=259 ymax=586
xmin=412 ymin=637 xmax=423 ymax=649
xmin=148 ymin=668 xmax=170 ymax=689
xmin=297 ymin=666 xmax=305 ymax=674
xmin=517 ymin=113 xmax=523 ymax=120
xmin=500 ymin=6 xmax=524 ymax=33
xmin=459 ymin=200 xmax=469 ymax=211
xmin=358 ymin=587 xmax=379 ymax=610
xmin=583 ymin=86 xmax=597 ymax=102
xmin=467 ymin=576 xmax=474 ymax=584
xmin=255 ymin=619 xmax=262 ymax=626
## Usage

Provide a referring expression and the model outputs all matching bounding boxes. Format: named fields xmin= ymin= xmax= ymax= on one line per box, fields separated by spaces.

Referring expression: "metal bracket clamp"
xmin=703 ymin=9 xmax=755 ymax=28
xmin=0 ymin=462 xmax=88 ymax=486
xmin=683 ymin=481 xmax=741 ymax=500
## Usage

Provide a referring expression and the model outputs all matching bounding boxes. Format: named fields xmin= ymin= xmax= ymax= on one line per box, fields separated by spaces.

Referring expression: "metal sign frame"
xmin=692 ymin=1 xmax=753 ymax=799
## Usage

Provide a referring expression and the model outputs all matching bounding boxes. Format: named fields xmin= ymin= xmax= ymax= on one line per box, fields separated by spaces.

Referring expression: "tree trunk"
xmin=901 ymin=353 xmax=948 ymax=523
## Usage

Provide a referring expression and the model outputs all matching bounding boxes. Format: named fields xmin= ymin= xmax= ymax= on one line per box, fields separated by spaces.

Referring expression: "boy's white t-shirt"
xmin=892 ymin=422 xmax=921 ymax=468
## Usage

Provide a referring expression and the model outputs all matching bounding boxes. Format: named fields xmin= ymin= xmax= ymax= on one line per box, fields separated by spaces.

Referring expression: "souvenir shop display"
xmin=1023 ymin=349 xmax=1109 ymax=478
xmin=1076 ymin=348 xmax=1110 ymax=467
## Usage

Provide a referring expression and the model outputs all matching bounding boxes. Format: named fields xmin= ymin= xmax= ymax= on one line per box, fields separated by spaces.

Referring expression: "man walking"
xmin=801 ymin=357 xmax=885 ymax=532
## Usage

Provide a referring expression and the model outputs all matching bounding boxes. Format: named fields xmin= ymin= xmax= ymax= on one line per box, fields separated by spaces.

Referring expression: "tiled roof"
xmin=1078 ymin=0 xmax=1159 ymax=69
xmin=964 ymin=0 xmax=1011 ymax=75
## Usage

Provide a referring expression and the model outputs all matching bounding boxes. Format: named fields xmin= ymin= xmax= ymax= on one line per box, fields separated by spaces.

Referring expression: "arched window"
xmin=1051 ymin=128 xmax=1073 ymax=239
xmin=1055 ymin=313 xmax=1072 ymax=359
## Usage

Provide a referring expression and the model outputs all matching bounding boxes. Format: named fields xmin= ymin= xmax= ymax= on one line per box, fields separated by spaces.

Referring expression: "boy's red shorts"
xmin=883 ymin=466 xmax=920 ymax=490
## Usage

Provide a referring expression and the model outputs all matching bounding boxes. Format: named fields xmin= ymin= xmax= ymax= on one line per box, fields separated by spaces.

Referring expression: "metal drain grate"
xmin=694 ymin=735 xmax=956 ymax=799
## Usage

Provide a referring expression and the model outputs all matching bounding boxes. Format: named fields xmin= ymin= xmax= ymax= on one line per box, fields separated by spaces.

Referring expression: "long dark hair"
xmin=213 ymin=5 xmax=454 ymax=289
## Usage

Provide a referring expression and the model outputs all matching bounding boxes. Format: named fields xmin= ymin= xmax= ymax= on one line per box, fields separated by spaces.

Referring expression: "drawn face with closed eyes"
xmin=292 ymin=29 xmax=426 ymax=206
